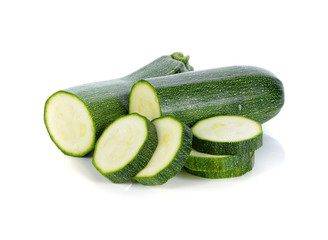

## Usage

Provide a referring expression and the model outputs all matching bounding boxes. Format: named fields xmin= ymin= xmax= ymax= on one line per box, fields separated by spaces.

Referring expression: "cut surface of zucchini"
xmin=93 ymin=113 xmax=158 ymax=183
xmin=44 ymin=91 xmax=95 ymax=156
xmin=185 ymin=152 xmax=255 ymax=179
xmin=185 ymin=149 xmax=250 ymax=172
xmin=129 ymin=80 xmax=161 ymax=121
xmin=192 ymin=116 xmax=263 ymax=155
xmin=134 ymin=116 xmax=192 ymax=185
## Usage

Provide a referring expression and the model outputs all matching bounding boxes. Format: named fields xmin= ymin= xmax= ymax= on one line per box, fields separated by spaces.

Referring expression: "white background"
xmin=1 ymin=0 xmax=327 ymax=239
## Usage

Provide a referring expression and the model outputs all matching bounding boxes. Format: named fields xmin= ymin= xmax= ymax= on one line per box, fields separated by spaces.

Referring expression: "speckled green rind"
xmin=92 ymin=114 xmax=158 ymax=183
xmin=142 ymin=66 xmax=284 ymax=126
xmin=192 ymin=116 xmax=263 ymax=155
xmin=134 ymin=116 xmax=193 ymax=185
xmin=44 ymin=53 xmax=192 ymax=157
xmin=192 ymin=131 xmax=262 ymax=155
xmin=185 ymin=152 xmax=255 ymax=179
xmin=184 ymin=151 xmax=251 ymax=172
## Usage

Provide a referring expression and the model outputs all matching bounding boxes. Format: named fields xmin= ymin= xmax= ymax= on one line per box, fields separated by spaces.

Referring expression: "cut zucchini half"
xmin=129 ymin=66 xmax=284 ymax=127
xmin=185 ymin=152 xmax=255 ymax=179
xmin=129 ymin=80 xmax=161 ymax=121
xmin=44 ymin=53 xmax=192 ymax=157
xmin=92 ymin=113 xmax=158 ymax=183
xmin=185 ymin=149 xmax=251 ymax=172
xmin=192 ymin=116 xmax=263 ymax=155
xmin=134 ymin=116 xmax=192 ymax=185
xmin=44 ymin=91 xmax=95 ymax=156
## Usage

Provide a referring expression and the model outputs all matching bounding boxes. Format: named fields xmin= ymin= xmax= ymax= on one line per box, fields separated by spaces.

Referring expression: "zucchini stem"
xmin=170 ymin=52 xmax=194 ymax=71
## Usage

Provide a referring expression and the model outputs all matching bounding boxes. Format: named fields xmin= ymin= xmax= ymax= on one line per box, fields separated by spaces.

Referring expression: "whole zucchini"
xmin=44 ymin=52 xmax=193 ymax=157
xmin=129 ymin=66 xmax=284 ymax=126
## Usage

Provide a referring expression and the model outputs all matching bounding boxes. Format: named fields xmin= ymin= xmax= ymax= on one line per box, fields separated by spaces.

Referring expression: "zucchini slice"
xmin=44 ymin=92 xmax=95 ymax=156
xmin=185 ymin=149 xmax=251 ymax=172
xmin=185 ymin=152 xmax=255 ymax=179
xmin=192 ymin=116 xmax=263 ymax=155
xmin=92 ymin=113 xmax=158 ymax=183
xmin=44 ymin=52 xmax=192 ymax=157
xmin=134 ymin=116 xmax=192 ymax=185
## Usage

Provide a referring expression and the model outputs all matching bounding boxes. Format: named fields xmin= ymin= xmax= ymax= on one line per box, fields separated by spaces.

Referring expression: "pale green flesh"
xmin=192 ymin=116 xmax=261 ymax=142
xmin=45 ymin=92 xmax=95 ymax=156
xmin=93 ymin=115 xmax=147 ymax=173
xmin=129 ymin=80 xmax=161 ymax=121
xmin=136 ymin=117 xmax=182 ymax=177
xmin=190 ymin=149 xmax=229 ymax=158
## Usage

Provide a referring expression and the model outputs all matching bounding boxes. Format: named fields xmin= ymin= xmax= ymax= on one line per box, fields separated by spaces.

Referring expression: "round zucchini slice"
xmin=93 ymin=113 xmax=158 ymax=183
xmin=44 ymin=91 xmax=95 ymax=157
xmin=134 ymin=116 xmax=192 ymax=185
xmin=185 ymin=149 xmax=252 ymax=172
xmin=192 ymin=115 xmax=263 ymax=155
xmin=185 ymin=152 xmax=255 ymax=179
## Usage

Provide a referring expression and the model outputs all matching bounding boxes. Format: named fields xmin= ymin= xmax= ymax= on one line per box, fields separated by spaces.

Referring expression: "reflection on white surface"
xmin=252 ymin=134 xmax=285 ymax=175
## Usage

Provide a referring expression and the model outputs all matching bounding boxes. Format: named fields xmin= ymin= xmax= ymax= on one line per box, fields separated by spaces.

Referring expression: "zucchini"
xmin=185 ymin=149 xmax=251 ymax=172
xmin=185 ymin=152 xmax=255 ymax=179
xmin=134 ymin=116 xmax=192 ymax=185
xmin=92 ymin=113 xmax=158 ymax=183
xmin=192 ymin=115 xmax=263 ymax=155
xmin=129 ymin=66 xmax=284 ymax=126
xmin=44 ymin=52 xmax=192 ymax=157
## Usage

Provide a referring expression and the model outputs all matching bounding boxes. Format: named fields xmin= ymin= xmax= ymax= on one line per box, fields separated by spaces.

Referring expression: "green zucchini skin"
xmin=93 ymin=114 xmax=158 ymax=183
xmin=192 ymin=133 xmax=262 ymax=155
xmin=143 ymin=66 xmax=284 ymax=126
xmin=45 ymin=53 xmax=192 ymax=156
xmin=185 ymin=152 xmax=255 ymax=179
xmin=134 ymin=116 xmax=193 ymax=185
xmin=185 ymin=150 xmax=252 ymax=172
